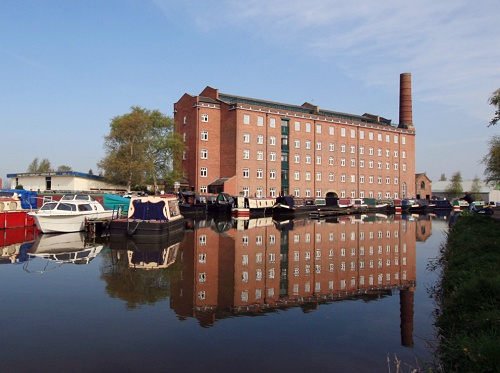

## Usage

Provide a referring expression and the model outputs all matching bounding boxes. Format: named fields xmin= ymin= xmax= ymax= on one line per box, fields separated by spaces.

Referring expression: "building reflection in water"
xmin=171 ymin=214 xmax=429 ymax=348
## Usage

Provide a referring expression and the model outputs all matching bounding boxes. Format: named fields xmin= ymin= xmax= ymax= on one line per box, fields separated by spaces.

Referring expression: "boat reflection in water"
xmin=107 ymin=230 xmax=185 ymax=270
xmin=171 ymin=213 xmax=428 ymax=348
xmin=24 ymin=232 xmax=104 ymax=272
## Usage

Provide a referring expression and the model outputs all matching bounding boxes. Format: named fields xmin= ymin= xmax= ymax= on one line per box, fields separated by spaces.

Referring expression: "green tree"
xmin=27 ymin=157 xmax=52 ymax=172
xmin=57 ymin=165 xmax=72 ymax=172
xmin=440 ymin=173 xmax=447 ymax=181
xmin=445 ymin=171 xmax=463 ymax=199
xmin=482 ymin=135 xmax=500 ymax=185
xmin=488 ymin=88 xmax=500 ymax=127
xmin=98 ymin=106 xmax=184 ymax=191
xmin=470 ymin=176 xmax=481 ymax=200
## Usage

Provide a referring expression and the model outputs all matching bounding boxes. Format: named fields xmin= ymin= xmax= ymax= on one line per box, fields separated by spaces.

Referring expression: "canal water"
xmin=0 ymin=213 xmax=449 ymax=373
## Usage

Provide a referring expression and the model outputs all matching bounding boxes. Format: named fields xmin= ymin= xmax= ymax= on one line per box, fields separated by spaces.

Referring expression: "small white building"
xmin=7 ymin=171 xmax=127 ymax=193
xmin=432 ymin=180 xmax=500 ymax=203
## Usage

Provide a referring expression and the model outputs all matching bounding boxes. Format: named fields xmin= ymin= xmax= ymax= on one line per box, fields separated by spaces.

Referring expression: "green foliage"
xmin=470 ymin=176 xmax=481 ymax=200
xmin=14 ymin=184 xmax=24 ymax=190
xmin=488 ymin=88 xmax=500 ymax=127
xmin=27 ymin=157 xmax=52 ymax=172
xmin=435 ymin=214 xmax=500 ymax=372
xmin=57 ymin=165 xmax=72 ymax=172
xmin=98 ymin=106 xmax=185 ymax=191
xmin=440 ymin=173 xmax=447 ymax=181
xmin=482 ymin=135 xmax=500 ymax=185
xmin=445 ymin=171 xmax=463 ymax=199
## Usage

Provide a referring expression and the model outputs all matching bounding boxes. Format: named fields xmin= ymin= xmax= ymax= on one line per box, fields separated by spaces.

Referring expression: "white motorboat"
xmin=29 ymin=194 xmax=115 ymax=233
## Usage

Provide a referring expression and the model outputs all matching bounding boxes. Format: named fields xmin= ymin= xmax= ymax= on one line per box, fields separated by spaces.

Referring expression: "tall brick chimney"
xmin=398 ymin=72 xmax=414 ymax=130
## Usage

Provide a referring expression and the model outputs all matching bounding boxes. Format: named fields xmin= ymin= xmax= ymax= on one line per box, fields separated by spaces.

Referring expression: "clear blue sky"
xmin=1 ymin=0 xmax=499 ymax=185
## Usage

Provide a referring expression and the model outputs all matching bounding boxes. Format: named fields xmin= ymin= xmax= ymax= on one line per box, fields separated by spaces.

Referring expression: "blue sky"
xmin=1 ymin=0 xmax=499 ymax=185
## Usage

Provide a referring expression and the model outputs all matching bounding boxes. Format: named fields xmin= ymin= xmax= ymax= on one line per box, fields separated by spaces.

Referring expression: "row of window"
xmin=198 ymin=113 xmax=408 ymax=145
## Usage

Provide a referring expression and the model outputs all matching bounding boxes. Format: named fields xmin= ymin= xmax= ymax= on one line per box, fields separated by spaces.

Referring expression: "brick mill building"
xmin=174 ymin=73 xmax=416 ymax=199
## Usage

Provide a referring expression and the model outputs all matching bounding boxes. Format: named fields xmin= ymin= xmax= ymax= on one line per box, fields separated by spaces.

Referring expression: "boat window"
xmin=78 ymin=204 xmax=93 ymax=211
xmin=57 ymin=203 xmax=76 ymax=211
xmin=61 ymin=195 xmax=76 ymax=200
xmin=40 ymin=202 xmax=58 ymax=211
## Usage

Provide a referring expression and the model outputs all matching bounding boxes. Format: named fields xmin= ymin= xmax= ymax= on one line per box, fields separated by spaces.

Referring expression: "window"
xmin=360 ymin=175 xmax=365 ymax=183
xmin=369 ymin=132 xmax=374 ymax=140
xmin=369 ymin=161 xmax=373 ymax=168
xmin=316 ymin=156 xmax=322 ymax=165
xmin=201 ymin=114 xmax=208 ymax=122
xmin=256 ymin=186 xmax=263 ymax=197
xmin=200 ymin=186 xmax=207 ymax=193
xmin=200 ymin=167 xmax=207 ymax=177
xmin=294 ymin=171 xmax=300 ymax=180
xmin=269 ymin=170 xmax=276 ymax=179
xmin=394 ymin=163 xmax=398 ymax=170
xmin=350 ymin=129 xmax=356 ymax=138
xmin=350 ymin=159 xmax=356 ymax=167
xmin=294 ymin=154 xmax=300 ymax=163
xmin=316 ymin=124 xmax=322 ymax=134
xmin=182 ymin=150 xmax=186 ymax=160
xmin=329 ymin=143 xmax=334 ymax=151
xmin=316 ymin=142 xmax=322 ymax=150
xmin=386 ymin=177 xmax=390 ymax=184
xmin=386 ymin=162 xmax=390 ymax=170
xmin=243 ymin=149 xmax=249 ymax=159
xmin=243 ymin=133 xmax=250 ymax=143
xmin=377 ymin=148 xmax=382 ymax=156
xmin=305 ymin=155 xmax=311 ymax=164
xmin=359 ymin=159 xmax=364 ymax=168
xmin=359 ymin=146 xmax=364 ymax=155
xmin=295 ymin=121 xmax=301 ymax=131
xmin=402 ymin=151 xmax=406 ymax=159
xmin=270 ymin=187 xmax=276 ymax=197
xmin=402 ymin=136 xmax=406 ymax=144
xmin=269 ymin=117 xmax=276 ymax=128
xmin=243 ymin=168 xmax=249 ymax=178
xmin=378 ymin=161 xmax=382 ymax=169
xmin=386 ymin=134 xmax=390 ymax=142
xmin=257 ymin=151 xmax=263 ymax=160
xmin=305 ymin=140 xmax=311 ymax=149
xmin=201 ymin=149 xmax=208 ymax=159
xmin=305 ymin=189 xmax=311 ymax=197
xmin=341 ymin=145 xmax=346 ymax=153
xmin=377 ymin=134 xmax=382 ymax=141
xmin=201 ymin=131 xmax=208 ymax=141
xmin=329 ymin=126 xmax=334 ymax=135
xmin=350 ymin=145 xmax=355 ymax=154
xmin=329 ymin=157 xmax=334 ymax=165
xmin=329 ymin=173 xmax=334 ymax=181
xmin=360 ymin=130 xmax=364 ymax=139
xmin=394 ymin=135 xmax=398 ymax=144
xmin=270 ymin=136 xmax=276 ymax=146
xmin=350 ymin=175 xmax=356 ymax=183
xmin=257 ymin=135 xmax=264 ymax=144
xmin=243 ymin=187 xmax=249 ymax=197
xmin=316 ymin=189 xmax=322 ymax=198
xmin=183 ymin=116 xmax=187 ymax=125
xmin=257 ymin=116 xmax=264 ymax=126
xmin=341 ymin=128 xmax=346 ymax=137
xmin=369 ymin=176 xmax=374 ymax=184
xmin=243 ymin=114 xmax=250 ymax=124
xmin=378 ymin=176 xmax=382 ymax=184
xmin=341 ymin=158 xmax=346 ymax=167
xmin=369 ymin=147 xmax=374 ymax=155
xmin=341 ymin=174 xmax=346 ymax=182
xmin=270 ymin=152 xmax=276 ymax=161
xmin=305 ymin=122 xmax=311 ymax=132
xmin=305 ymin=172 xmax=311 ymax=181
xmin=257 ymin=169 xmax=263 ymax=178
xmin=295 ymin=139 xmax=300 ymax=148
xmin=316 ymin=172 xmax=321 ymax=181
xmin=394 ymin=150 xmax=399 ymax=158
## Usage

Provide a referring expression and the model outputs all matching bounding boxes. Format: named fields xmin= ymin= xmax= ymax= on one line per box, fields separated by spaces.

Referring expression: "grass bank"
xmin=433 ymin=212 xmax=500 ymax=372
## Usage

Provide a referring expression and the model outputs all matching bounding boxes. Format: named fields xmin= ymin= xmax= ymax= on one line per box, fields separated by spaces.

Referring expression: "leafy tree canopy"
xmin=445 ymin=171 xmax=463 ymax=199
xmin=488 ymin=88 xmax=500 ymax=127
xmin=27 ymin=157 xmax=52 ymax=172
xmin=482 ymin=135 xmax=500 ymax=185
xmin=98 ymin=106 xmax=185 ymax=191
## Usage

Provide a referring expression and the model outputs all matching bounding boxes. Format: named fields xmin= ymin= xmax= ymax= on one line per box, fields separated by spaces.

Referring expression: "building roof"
xmin=7 ymin=171 xmax=104 ymax=181
xmin=432 ymin=180 xmax=497 ymax=193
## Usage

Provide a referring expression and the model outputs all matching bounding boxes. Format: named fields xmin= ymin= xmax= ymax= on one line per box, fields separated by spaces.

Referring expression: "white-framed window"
xmin=305 ymin=122 xmax=311 ymax=132
xmin=377 ymin=133 xmax=382 ymax=141
xmin=369 ymin=147 xmax=374 ymax=155
xmin=200 ymin=186 xmax=207 ymax=193
xmin=394 ymin=150 xmax=399 ymax=158
xmin=305 ymin=189 xmax=311 ymax=197
xmin=269 ymin=136 xmax=276 ymax=146
xmin=378 ymin=161 xmax=382 ymax=169
xmin=386 ymin=134 xmax=390 ymax=142
xmin=394 ymin=177 xmax=399 ymax=185
xmin=329 ymin=173 xmax=334 ymax=182
xmin=360 ymin=175 xmax=365 ymax=183
xmin=316 ymin=189 xmax=322 ymax=197
xmin=329 ymin=143 xmax=334 ymax=151
xmin=402 ymin=136 xmax=406 ymax=144
xmin=201 ymin=149 xmax=208 ymax=159
xmin=359 ymin=146 xmax=364 ymax=155
xmin=294 ymin=188 xmax=300 ymax=197
xmin=305 ymin=140 xmax=311 ymax=149
xmin=294 ymin=171 xmax=300 ymax=180
xmin=403 ymin=163 xmax=407 ymax=171
xmin=316 ymin=156 xmax=322 ymax=165
xmin=359 ymin=159 xmax=364 ymax=168
xmin=341 ymin=174 xmax=346 ymax=182
xmin=243 ymin=149 xmax=250 ymax=159
xmin=341 ymin=158 xmax=346 ymax=167
xmin=316 ymin=172 xmax=321 ymax=181
xmin=243 ymin=168 xmax=250 ymax=178
xmin=341 ymin=144 xmax=346 ymax=153
xmin=369 ymin=176 xmax=374 ymax=183
xmin=243 ymin=133 xmax=250 ymax=143
xmin=341 ymin=128 xmax=346 ymax=137
xmin=295 ymin=139 xmax=300 ymax=148
xmin=182 ymin=150 xmax=186 ymax=160
xmin=402 ymin=151 xmax=406 ymax=159
xmin=305 ymin=155 xmax=311 ymax=164
xmin=243 ymin=187 xmax=249 ymax=197
xmin=183 ymin=116 xmax=187 ymax=125
xmin=243 ymin=114 xmax=250 ymax=124
xmin=377 ymin=148 xmax=382 ymax=156
xmin=386 ymin=177 xmax=390 ymax=184
xmin=256 ymin=186 xmax=263 ymax=197
xmin=270 ymin=152 xmax=276 ymax=161
xmin=378 ymin=176 xmax=382 ymax=184
xmin=394 ymin=135 xmax=398 ymax=144
xmin=329 ymin=126 xmax=334 ymax=135
xmin=350 ymin=145 xmax=356 ymax=154
xmin=316 ymin=124 xmax=322 ymax=134
xmin=257 ymin=169 xmax=263 ymax=178
xmin=350 ymin=174 xmax=356 ymax=183
xmin=305 ymin=172 xmax=311 ymax=181
xmin=350 ymin=159 xmax=356 ymax=167
xmin=200 ymin=167 xmax=207 ymax=177
xmin=257 ymin=135 xmax=264 ymax=144
xmin=394 ymin=163 xmax=398 ymax=170
xmin=329 ymin=157 xmax=334 ymax=165
xmin=369 ymin=161 xmax=374 ymax=168
xmin=201 ymin=131 xmax=208 ymax=141
xmin=369 ymin=132 xmax=374 ymax=140
xmin=257 ymin=116 xmax=264 ymax=126
xmin=295 ymin=121 xmax=301 ymax=131
xmin=269 ymin=170 xmax=276 ymax=179
xmin=386 ymin=162 xmax=390 ymax=170
xmin=294 ymin=154 xmax=300 ymax=163
xmin=360 ymin=130 xmax=364 ymax=139
xmin=269 ymin=117 xmax=276 ymax=128
xmin=199 ymin=235 xmax=207 ymax=245
xmin=316 ymin=142 xmax=322 ymax=150
xmin=350 ymin=129 xmax=356 ymax=138
xmin=201 ymin=114 xmax=208 ymax=122
xmin=269 ymin=187 xmax=276 ymax=197
xmin=257 ymin=151 xmax=263 ymax=160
